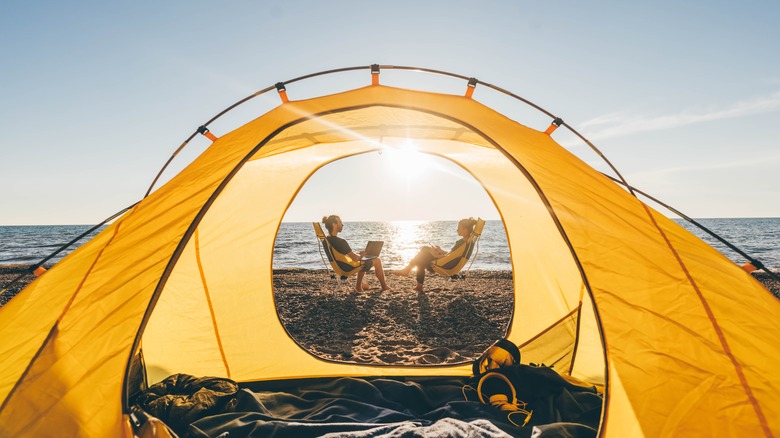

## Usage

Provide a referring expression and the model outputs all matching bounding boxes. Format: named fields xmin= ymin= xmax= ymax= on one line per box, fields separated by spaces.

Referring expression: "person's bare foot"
xmin=388 ymin=269 xmax=411 ymax=277
xmin=361 ymin=282 xmax=370 ymax=290
xmin=413 ymin=283 xmax=424 ymax=293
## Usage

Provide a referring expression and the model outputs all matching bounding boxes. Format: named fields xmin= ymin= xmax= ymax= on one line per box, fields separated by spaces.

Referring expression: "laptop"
xmin=361 ymin=241 xmax=384 ymax=260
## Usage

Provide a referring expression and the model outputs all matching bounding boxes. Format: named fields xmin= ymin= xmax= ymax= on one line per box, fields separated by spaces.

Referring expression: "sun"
xmin=380 ymin=139 xmax=431 ymax=187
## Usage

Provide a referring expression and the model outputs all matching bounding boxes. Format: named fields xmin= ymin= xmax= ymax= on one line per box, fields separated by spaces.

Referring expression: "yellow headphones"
xmin=476 ymin=371 xmax=533 ymax=427
xmin=477 ymin=371 xmax=517 ymax=408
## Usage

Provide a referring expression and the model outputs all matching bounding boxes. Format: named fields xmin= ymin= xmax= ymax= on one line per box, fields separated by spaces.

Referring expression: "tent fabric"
xmin=0 ymin=84 xmax=778 ymax=437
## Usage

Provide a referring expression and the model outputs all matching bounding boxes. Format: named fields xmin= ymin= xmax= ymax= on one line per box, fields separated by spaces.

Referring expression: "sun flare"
xmin=380 ymin=140 xmax=431 ymax=186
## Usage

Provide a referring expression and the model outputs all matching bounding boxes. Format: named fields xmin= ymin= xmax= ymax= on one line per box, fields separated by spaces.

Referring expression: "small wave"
xmin=0 ymin=256 xmax=40 ymax=263
xmin=31 ymin=244 xmax=68 ymax=249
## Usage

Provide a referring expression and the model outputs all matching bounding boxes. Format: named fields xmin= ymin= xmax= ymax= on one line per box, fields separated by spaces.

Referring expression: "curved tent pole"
xmin=282 ymin=65 xmax=379 ymax=87
xmin=604 ymin=174 xmax=780 ymax=281
xmin=0 ymin=202 xmax=139 ymax=297
xmin=469 ymin=76 xmax=637 ymax=196
xmin=143 ymin=134 xmax=198 ymax=198
xmin=143 ymin=66 xmax=374 ymax=197
xmin=143 ymin=85 xmax=277 ymax=197
xmin=143 ymin=64 xmax=636 ymax=198
xmin=557 ymin=123 xmax=636 ymax=196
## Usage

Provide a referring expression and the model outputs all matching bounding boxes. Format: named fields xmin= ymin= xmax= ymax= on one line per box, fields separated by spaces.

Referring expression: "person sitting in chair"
xmin=322 ymin=215 xmax=392 ymax=293
xmin=388 ymin=217 xmax=478 ymax=292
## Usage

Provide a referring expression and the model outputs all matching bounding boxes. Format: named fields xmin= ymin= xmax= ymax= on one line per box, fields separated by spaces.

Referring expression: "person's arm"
xmin=449 ymin=238 xmax=465 ymax=253
xmin=330 ymin=236 xmax=362 ymax=260
xmin=429 ymin=244 xmax=447 ymax=258
xmin=342 ymin=238 xmax=364 ymax=260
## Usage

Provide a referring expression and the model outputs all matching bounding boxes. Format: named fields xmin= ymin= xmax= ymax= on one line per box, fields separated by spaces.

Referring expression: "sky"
xmin=1 ymin=1 xmax=779 ymax=225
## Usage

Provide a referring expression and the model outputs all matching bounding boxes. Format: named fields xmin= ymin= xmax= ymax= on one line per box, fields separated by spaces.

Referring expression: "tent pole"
xmin=604 ymin=174 xmax=780 ymax=281
xmin=141 ymin=65 xmax=636 ymax=198
xmin=0 ymin=202 xmax=138 ymax=298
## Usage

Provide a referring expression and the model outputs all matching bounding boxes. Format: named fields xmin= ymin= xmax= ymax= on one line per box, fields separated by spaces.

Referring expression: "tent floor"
xmin=138 ymin=373 xmax=602 ymax=438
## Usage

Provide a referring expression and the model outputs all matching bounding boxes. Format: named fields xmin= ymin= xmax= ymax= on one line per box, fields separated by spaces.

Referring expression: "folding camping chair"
xmin=313 ymin=222 xmax=365 ymax=292
xmin=430 ymin=218 xmax=486 ymax=289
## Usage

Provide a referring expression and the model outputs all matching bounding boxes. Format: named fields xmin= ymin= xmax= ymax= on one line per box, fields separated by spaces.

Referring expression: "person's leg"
xmin=373 ymin=258 xmax=391 ymax=291
xmin=355 ymin=261 xmax=373 ymax=291
xmin=388 ymin=260 xmax=414 ymax=277
xmin=355 ymin=270 xmax=369 ymax=292
xmin=414 ymin=266 xmax=426 ymax=292
xmin=413 ymin=248 xmax=439 ymax=292
xmin=389 ymin=247 xmax=435 ymax=277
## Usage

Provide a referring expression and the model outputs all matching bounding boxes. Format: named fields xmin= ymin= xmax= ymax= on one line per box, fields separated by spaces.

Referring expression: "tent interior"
xmin=2 ymin=70 xmax=778 ymax=437
xmin=140 ymin=126 xmax=604 ymax=386
xmin=135 ymin=107 xmax=606 ymax=435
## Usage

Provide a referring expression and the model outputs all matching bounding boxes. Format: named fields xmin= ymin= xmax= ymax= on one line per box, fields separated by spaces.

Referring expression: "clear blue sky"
xmin=1 ymin=1 xmax=779 ymax=225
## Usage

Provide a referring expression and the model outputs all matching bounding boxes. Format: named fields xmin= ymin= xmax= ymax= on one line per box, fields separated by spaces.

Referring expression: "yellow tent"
xmin=1 ymin=66 xmax=778 ymax=437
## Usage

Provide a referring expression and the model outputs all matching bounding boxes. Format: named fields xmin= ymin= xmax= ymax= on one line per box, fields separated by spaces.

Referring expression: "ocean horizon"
xmin=1 ymin=218 xmax=779 ymax=271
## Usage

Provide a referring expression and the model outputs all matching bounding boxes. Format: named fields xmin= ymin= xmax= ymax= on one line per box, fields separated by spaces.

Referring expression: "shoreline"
xmin=3 ymin=264 xmax=778 ymax=299
xmin=3 ymin=264 xmax=779 ymax=306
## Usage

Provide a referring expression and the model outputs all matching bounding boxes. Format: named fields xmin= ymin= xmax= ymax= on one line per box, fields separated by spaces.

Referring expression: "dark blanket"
xmin=135 ymin=374 xmax=239 ymax=436
xmin=468 ymin=364 xmax=603 ymax=429
xmin=183 ymin=376 xmax=602 ymax=438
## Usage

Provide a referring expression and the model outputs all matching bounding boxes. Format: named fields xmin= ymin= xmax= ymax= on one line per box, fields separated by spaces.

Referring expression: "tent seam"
xmin=641 ymin=203 xmax=771 ymax=437
xmin=0 ymin=212 xmax=128 ymax=415
xmin=194 ymin=229 xmax=231 ymax=378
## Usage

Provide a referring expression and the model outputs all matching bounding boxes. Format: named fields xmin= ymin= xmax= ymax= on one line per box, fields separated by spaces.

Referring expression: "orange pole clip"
xmin=370 ymin=64 xmax=380 ymax=86
xmin=197 ymin=126 xmax=219 ymax=142
xmin=33 ymin=266 xmax=47 ymax=276
xmin=465 ymin=78 xmax=478 ymax=98
xmin=544 ymin=117 xmax=564 ymax=135
xmin=275 ymin=82 xmax=289 ymax=103
xmin=741 ymin=262 xmax=758 ymax=273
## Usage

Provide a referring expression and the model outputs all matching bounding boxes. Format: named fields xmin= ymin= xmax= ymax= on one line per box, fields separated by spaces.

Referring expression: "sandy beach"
xmin=2 ymin=265 xmax=779 ymax=365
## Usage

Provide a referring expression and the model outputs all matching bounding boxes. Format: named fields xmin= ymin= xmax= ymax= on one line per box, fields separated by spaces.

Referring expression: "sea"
xmin=0 ymin=218 xmax=779 ymax=272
